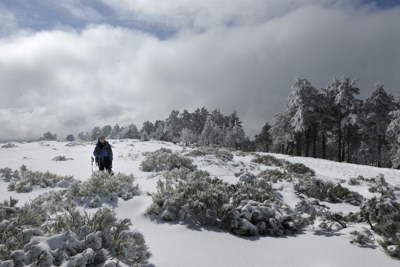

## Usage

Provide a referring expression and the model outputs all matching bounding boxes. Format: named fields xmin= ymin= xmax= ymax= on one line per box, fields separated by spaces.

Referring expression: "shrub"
xmin=1 ymin=166 xmax=74 ymax=192
xmin=285 ymin=163 xmax=315 ymax=177
xmin=52 ymin=156 xmax=73 ymax=161
xmin=257 ymin=169 xmax=292 ymax=183
xmin=141 ymin=148 xmax=197 ymax=172
xmin=1 ymin=143 xmax=17 ymax=148
xmin=0 ymin=205 xmax=150 ymax=266
xmin=251 ymin=155 xmax=288 ymax=167
xmin=185 ymin=147 xmax=234 ymax=162
xmin=358 ymin=196 xmax=400 ymax=258
xmin=68 ymin=171 xmax=140 ymax=207
xmin=147 ymin=172 xmax=306 ymax=237
xmin=350 ymin=228 xmax=375 ymax=246
xmin=294 ymin=178 xmax=364 ymax=206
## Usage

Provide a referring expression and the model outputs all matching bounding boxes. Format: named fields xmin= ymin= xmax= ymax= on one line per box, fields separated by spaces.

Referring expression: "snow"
xmin=1 ymin=139 xmax=400 ymax=266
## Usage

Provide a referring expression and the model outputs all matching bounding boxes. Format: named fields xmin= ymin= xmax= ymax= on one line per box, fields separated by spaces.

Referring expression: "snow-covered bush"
xmin=350 ymin=228 xmax=375 ymax=246
xmin=65 ymin=142 xmax=85 ymax=147
xmin=257 ymin=169 xmax=292 ymax=183
xmin=2 ymin=166 xmax=74 ymax=192
xmin=31 ymin=190 xmax=76 ymax=214
xmin=185 ymin=147 xmax=234 ymax=162
xmin=163 ymin=168 xmax=210 ymax=182
xmin=357 ymin=195 xmax=400 ymax=258
xmin=347 ymin=175 xmax=400 ymax=258
xmin=147 ymin=172 xmax=306 ymax=237
xmin=294 ymin=177 xmax=364 ymax=206
xmin=285 ymin=163 xmax=315 ymax=177
xmin=52 ymin=155 xmax=73 ymax=161
xmin=0 ymin=202 xmax=47 ymax=262
xmin=141 ymin=148 xmax=197 ymax=172
xmin=295 ymin=198 xmax=347 ymax=230
xmin=367 ymin=174 xmax=398 ymax=198
xmin=251 ymin=155 xmax=288 ymax=167
xmin=68 ymin=171 xmax=140 ymax=207
xmin=1 ymin=206 xmax=150 ymax=266
xmin=1 ymin=143 xmax=17 ymax=148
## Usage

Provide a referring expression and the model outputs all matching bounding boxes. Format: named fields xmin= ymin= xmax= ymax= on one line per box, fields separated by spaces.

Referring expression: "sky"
xmin=0 ymin=0 xmax=399 ymax=141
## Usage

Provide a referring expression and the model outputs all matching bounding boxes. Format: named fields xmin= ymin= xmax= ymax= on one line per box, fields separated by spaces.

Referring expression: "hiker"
xmin=93 ymin=136 xmax=113 ymax=174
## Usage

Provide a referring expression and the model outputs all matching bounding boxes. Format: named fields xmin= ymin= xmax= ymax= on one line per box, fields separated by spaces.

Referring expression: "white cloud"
xmin=0 ymin=1 xmax=399 ymax=141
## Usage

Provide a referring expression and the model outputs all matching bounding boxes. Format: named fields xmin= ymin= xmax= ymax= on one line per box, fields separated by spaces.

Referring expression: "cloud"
xmin=0 ymin=1 xmax=399 ymax=141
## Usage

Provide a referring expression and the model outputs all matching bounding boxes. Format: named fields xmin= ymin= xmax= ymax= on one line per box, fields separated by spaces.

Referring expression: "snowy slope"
xmin=0 ymin=139 xmax=399 ymax=267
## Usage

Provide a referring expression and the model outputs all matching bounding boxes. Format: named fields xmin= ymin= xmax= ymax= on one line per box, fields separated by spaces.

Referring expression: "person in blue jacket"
xmin=93 ymin=136 xmax=113 ymax=174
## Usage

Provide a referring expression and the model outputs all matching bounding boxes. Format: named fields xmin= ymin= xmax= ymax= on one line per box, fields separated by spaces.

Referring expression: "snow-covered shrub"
xmin=1 ymin=143 xmax=17 ymax=148
xmin=348 ymin=176 xmax=400 ymax=259
xmin=285 ymin=163 xmax=315 ymax=177
xmin=2 ymin=166 xmax=74 ymax=192
xmin=294 ymin=177 xmax=364 ymax=206
xmin=0 ymin=202 xmax=47 ymax=262
xmin=348 ymin=177 xmax=361 ymax=185
xmin=185 ymin=147 xmax=234 ymax=162
xmin=350 ymin=228 xmax=375 ymax=246
xmin=251 ymin=155 xmax=288 ymax=167
xmin=147 ymin=173 xmax=306 ymax=237
xmin=257 ymin=169 xmax=292 ymax=183
xmin=52 ymin=155 xmax=73 ymax=161
xmin=141 ymin=148 xmax=197 ymax=172
xmin=163 ymin=168 xmax=211 ymax=182
xmin=0 ymin=168 xmax=15 ymax=182
xmin=68 ymin=171 xmax=140 ymax=207
xmin=358 ymin=196 xmax=400 ymax=248
xmin=65 ymin=142 xmax=85 ymax=147
xmin=31 ymin=190 xmax=76 ymax=214
xmin=2 ymin=207 xmax=150 ymax=266
xmin=368 ymin=174 xmax=398 ymax=198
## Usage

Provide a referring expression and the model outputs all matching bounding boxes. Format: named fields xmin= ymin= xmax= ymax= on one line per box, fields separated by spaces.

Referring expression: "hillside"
xmin=0 ymin=139 xmax=399 ymax=266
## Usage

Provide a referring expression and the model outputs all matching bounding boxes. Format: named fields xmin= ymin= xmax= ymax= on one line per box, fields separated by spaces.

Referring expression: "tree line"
xmin=72 ymin=108 xmax=248 ymax=150
xmin=255 ymin=77 xmax=399 ymax=168
xmin=58 ymin=76 xmax=398 ymax=169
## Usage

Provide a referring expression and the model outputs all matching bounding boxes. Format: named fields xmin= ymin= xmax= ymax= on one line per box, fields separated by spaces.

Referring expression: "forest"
xmin=51 ymin=77 xmax=399 ymax=169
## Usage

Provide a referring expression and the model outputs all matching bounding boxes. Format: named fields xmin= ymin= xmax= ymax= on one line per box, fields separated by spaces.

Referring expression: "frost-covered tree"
xmin=163 ymin=110 xmax=182 ymax=142
xmin=77 ymin=131 xmax=90 ymax=141
xmin=191 ymin=107 xmax=209 ymax=136
xmin=180 ymin=128 xmax=195 ymax=146
xmin=108 ymin=124 xmax=121 ymax=139
xmin=152 ymin=120 xmax=166 ymax=140
xmin=225 ymin=123 xmax=246 ymax=150
xmin=269 ymin=110 xmax=295 ymax=155
xmin=90 ymin=127 xmax=101 ymax=141
xmin=287 ymin=78 xmax=320 ymax=156
xmin=254 ymin=122 xmax=272 ymax=152
xmin=120 ymin=124 xmax=140 ymax=139
xmin=65 ymin=134 xmax=75 ymax=142
xmin=140 ymin=121 xmax=155 ymax=140
xmin=386 ymin=95 xmax=400 ymax=168
xmin=179 ymin=109 xmax=193 ymax=133
xmin=326 ymin=77 xmax=360 ymax=161
xmin=362 ymin=82 xmax=394 ymax=167
xmin=39 ymin=131 xmax=57 ymax=141
xmin=201 ymin=116 xmax=224 ymax=146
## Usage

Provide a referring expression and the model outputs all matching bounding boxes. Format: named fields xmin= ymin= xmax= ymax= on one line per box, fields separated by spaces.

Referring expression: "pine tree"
xmin=287 ymin=78 xmax=320 ymax=156
xmin=362 ymin=82 xmax=394 ymax=166
xmin=254 ymin=122 xmax=272 ymax=152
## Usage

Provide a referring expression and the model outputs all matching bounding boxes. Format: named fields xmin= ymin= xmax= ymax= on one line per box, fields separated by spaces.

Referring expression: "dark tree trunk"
xmin=313 ymin=124 xmax=317 ymax=158
xmin=322 ymin=129 xmax=326 ymax=159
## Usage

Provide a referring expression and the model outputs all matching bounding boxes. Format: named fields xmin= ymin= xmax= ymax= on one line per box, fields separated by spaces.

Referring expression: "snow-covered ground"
xmin=0 ymin=139 xmax=399 ymax=267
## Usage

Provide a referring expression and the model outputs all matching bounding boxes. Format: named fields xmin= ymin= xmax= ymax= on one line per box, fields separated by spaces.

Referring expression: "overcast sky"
xmin=0 ymin=0 xmax=399 ymax=141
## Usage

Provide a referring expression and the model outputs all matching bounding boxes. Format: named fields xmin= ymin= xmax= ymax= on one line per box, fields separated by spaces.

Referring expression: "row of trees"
xmin=60 ymin=76 xmax=398 ymax=168
xmin=74 ymin=108 xmax=248 ymax=150
xmin=254 ymin=77 xmax=399 ymax=168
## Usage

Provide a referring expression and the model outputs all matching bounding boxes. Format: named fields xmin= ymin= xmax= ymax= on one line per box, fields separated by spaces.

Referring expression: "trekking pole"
xmin=91 ymin=156 xmax=94 ymax=172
